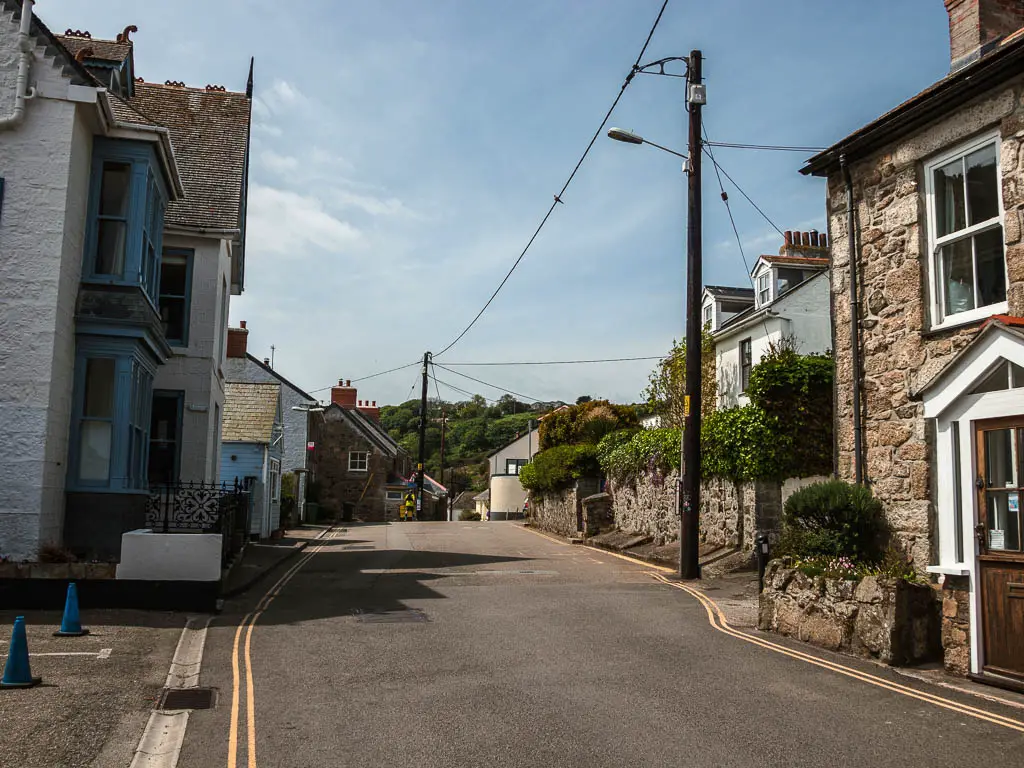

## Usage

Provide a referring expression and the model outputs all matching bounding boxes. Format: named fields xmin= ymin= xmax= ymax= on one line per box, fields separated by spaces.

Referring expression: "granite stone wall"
xmin=825 ymin=77 xmax=1024 ymax=569
xmin=759 ymin=560 xmax=940 ymax=665
xmin=940 ymin=574 xmax=972 ymax=675
xmin=605 ymin=473 xmax=825 ymax=550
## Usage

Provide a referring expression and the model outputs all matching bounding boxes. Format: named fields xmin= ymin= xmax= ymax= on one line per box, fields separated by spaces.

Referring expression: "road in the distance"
xmin=177 ymin=522 xmax=1024 ymax=768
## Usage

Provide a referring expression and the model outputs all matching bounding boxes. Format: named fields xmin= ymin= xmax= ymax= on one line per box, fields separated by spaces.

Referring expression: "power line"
xmin=701 ymin=147 xmax=784 ymax=237
xmin=705 ymin=140 xmax=825 ymax=153
xmin=442 ymin=355 xmax=665 ymax=366
xmin=433 ymin=0 xmax=671 ymax=359
xmin=431 ymin=374 xmax=499 ymax=405
xmin=704 ymin=126 xmax=773 ymax=339
xmin=433 ymin=363 xmax=544 ymax=403
xmin=307 ymin=362 xmax=419 ymax=397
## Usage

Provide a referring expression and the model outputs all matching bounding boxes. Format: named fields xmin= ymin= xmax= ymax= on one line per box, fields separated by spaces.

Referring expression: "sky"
xmin=43 ymin=0 xmax=951 ymax=407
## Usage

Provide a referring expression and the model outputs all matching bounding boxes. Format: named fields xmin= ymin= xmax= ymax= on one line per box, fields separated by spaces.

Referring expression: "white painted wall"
xmin=154 ymin=234 xmax=233 ymax=483
xmin=489 ymin=428 xmax=537 ymax=476
xmin=714 ymin=274 xmax=831 ymax=408
xmin=0 ymin=12 xmax=94 ymax=559
xmin=116 ymin=529 xmax=222 ymax=581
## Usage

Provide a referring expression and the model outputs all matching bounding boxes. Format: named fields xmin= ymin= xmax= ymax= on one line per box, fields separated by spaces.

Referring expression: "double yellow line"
xmin=227 ymin=529 xmax=339 ymax=768
xmin=520 ymin=526 xmax=1024 ymax=733
xmin=651 ymin=573 xmax=1024 ymax=733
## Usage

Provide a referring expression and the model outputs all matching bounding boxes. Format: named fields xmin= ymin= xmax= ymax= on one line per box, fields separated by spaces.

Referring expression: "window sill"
xmin=926 ymin=565 xmax=971 ymax=576
xmin=925 ymin=302 xmax=1009 ymax=335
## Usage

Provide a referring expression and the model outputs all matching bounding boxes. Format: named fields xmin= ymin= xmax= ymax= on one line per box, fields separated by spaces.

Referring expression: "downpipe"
xmin=841 ymin=154 xmax=865 ymax=484
xmin=0 ymin=0 xmax=37 ymax=131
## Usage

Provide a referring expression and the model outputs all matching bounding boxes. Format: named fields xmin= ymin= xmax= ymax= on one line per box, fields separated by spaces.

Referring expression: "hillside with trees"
xmin=379 ymin=395 xmax=559 ymax=495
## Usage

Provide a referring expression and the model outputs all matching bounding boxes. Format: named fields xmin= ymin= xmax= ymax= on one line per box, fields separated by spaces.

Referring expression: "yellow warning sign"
xmin=684 ymin=395 xmax=691 ymax=418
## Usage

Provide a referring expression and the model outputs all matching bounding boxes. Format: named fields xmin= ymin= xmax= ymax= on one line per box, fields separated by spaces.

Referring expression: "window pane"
xmin=161 ymin=298 xmax=187 ymax=342
xmin=99 ymin=162 xmax=131 ymax=217
xmin=79 ymin=421 xmax=112 ymax=481
xmin=941 ymin=238 xmax=975 ymax=315
xmin=161 ymin=256 xmax=188 ymax=296
xmin=934 ymin=157 xmax=966 ymax=237
xmin=985 ymin=428 xmax=1017 ymax=487
xmin=966 ymin=144 xmax=999 ymax=225
xmin=95 ymin=220 xmax=127 ymax=276
xmin=975 ymin=227 xmax=1006 ymax=307
xmin=83 ymin=358 xmax=115 ymax=417
xmin=986 ymin=491 xmax=1021 ymax=551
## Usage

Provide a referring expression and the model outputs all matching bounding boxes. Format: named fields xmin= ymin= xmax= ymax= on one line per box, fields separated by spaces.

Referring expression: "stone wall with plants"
xmin=527 ymin=479 xmax=603 ymax=538
xmin=759 ymin=560 xmax=939 ymax=665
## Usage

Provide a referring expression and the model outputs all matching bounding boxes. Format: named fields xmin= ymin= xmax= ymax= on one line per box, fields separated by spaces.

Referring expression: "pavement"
xmin=0 ymin=524 xmax=333 ymax=767
xmin=0 ymin=609 xmax=184 ymax=768
xmin=168 ymin=520 xmax=1024 ymax=768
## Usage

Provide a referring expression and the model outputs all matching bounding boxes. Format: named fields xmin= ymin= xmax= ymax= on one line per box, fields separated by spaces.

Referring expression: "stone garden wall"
xmin=606 ymin=472 xmax=827 ymax=551
xmin=758 ymin=560 xmax=940 ymax=665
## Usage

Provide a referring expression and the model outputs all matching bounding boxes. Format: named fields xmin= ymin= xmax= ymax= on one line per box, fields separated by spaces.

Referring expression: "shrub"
xmin=38 ymin=544 xmax=77 ymax=564
xmin=538 ymin=400 xmax=639 ymax=450
xmin=519 ymin=444 xmax=601 ymax=495
xmin=777 ymin=480 xmax=886 ymax=562
xmin=459 ymin=509 xmax=482 ymax=521
xmin=598 ymin=427 xmax=680 ymax=479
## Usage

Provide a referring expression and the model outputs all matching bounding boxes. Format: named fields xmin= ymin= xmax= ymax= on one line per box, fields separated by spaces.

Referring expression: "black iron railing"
xmin=147 ymin=481 xmax=251 ymax=566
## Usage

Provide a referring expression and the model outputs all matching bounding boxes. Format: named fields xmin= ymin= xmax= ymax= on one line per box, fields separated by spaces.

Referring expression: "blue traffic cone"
xmin=53 ymin=582 xmax=89 ymax=637
xmin=1 ymin=616 xmax=41 ymax=689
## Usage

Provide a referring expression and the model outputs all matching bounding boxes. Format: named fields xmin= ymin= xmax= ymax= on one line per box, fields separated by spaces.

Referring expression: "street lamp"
xmin=607 ymin=127 xmax=689 ymax=162
xmin=606 ymin=50 xmax=704 ymax=581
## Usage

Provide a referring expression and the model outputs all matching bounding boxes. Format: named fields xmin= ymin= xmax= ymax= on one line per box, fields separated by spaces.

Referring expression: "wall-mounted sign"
xmin=306 ymin=441 xmax=315 ymax=450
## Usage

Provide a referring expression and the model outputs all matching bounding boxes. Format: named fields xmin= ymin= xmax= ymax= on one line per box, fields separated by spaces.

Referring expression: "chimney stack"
xmin=227 ymin=321 xmax=249 ymax=358
xmin=945 ymin=0 xmax=1024 ymax=71
xmin=358 ymin=399 xmax=381 ymax=423
xmin=331 ymin=379 xmax=358 ymax=409
xmin=778 ymin=229 xmax=830 ymax=259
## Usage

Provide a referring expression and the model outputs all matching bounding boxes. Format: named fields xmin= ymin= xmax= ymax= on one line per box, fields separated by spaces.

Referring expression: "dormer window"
xmin=757 ymin=273 xmax=770 ymax=306
xmin=703 ymin=303 xmax=713 ymax=328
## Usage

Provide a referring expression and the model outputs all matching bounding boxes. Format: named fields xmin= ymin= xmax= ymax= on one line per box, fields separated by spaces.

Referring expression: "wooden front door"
xmin=976 ymin=420 xmax=1024 ymax=680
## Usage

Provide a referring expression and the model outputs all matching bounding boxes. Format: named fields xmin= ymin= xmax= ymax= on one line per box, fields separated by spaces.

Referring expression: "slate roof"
xmin=326 ymin=404 xmax=402 ymax=457
xmin=452 ymin=491 xmax=476 ymax=510
xmin=222 ymin=382 xmax=280 ymax=443
xmin=705 ymin=285 xmax=754 ymax=300
xmin=127 ymin=82 xmax=251 ymax=231
xmin=107 ymin=93 xmax=159 ymax=127
xmin=56 ymin=34 xmax=131 ymax=64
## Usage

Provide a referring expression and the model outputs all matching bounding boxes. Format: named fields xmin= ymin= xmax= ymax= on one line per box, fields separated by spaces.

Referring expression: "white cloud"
xmin=259 ymin=150 xmax=299 ymax=176
xmin=247 ymin=184 xmax=364 ymax=255
xmin=332 ymin=189 xmax=421 ymax=219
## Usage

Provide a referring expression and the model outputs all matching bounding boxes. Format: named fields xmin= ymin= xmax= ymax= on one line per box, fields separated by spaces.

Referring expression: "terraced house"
xmin=803 ymin=0 xmax=1024 ymax=683
xmin=0 ymin=0 xmax=252 ymax=560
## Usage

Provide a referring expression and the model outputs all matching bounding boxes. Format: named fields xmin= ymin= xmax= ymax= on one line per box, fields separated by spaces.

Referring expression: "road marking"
xmin=651 ymin=573 xmax=1024 ymax=734
xmin=228 ymin=528 xmax=341 ymax=768
xmin=130 ymin=616 xmax=211 ymax=768
xmin=1 ymin=649 xmax=114 ymax=658
xmin=519 ymin=525 xmax=570 ymax=547
xmin=523 ymin=525 xmax=1024 ymax=732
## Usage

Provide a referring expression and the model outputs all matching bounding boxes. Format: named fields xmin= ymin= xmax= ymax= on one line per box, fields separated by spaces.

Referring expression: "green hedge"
xmin=598 ymin=427 xmax=680 ymax=479
xmin=519 ymin=444 xmax=601 ymax=495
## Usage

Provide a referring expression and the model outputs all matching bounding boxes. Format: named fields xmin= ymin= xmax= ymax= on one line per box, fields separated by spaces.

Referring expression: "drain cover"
xmin=353 ymin=608 xmax=429 ymax=623
xmin=159 ymin=687 xmax=217 ymax=710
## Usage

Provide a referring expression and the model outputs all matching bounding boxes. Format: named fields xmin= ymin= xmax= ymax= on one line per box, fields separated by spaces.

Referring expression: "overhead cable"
xmin=434 ymin=363 xmax=543 ymax=403
xmin=441 ymin=355 xmax=665 ymax=366
xmin=433 ymin=0 xmax=671 ymax=358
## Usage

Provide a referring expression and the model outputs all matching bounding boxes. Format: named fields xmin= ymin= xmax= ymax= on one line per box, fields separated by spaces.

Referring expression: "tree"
xmin=575 ymin=395 xmax=593 ymax=405
xmin=644 ymin=333 xmax=717 ymax=429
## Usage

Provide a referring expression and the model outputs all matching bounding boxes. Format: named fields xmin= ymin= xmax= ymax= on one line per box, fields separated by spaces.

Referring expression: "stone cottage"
xmin=802 ymin=0 xmax=1024 ymax=683
xmin=316 ymin=380 xmax=410 ymax=521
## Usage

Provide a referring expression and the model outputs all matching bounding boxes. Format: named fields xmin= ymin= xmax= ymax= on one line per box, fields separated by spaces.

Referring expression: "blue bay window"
xmin=84 ymin=139 xmax=168 ymax=305
xmin=68 ymin=339 xmax=158 ymax=492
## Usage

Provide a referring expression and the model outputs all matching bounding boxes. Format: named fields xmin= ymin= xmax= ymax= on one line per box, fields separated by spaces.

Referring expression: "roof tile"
xmin=222 ymin=382 xmax=280 ymax=443
xmin=127 ymin=82 xmax=251 ymax=231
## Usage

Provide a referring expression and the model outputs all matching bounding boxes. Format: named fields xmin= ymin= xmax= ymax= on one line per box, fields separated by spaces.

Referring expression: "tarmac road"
xmin=176 ymin=521 xmax=1024 ymax=768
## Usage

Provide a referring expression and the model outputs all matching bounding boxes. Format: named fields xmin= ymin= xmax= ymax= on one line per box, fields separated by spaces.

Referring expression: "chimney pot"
xmin=240 ymin=320 xmax=246 ymax=329
xmin=821 ymin=234 xmax=828 ymax=248
xmin=801 ymin=231 xmax=810 ymax=246
xmin=810 ymin=229 xmax=819 ymax=246
xmin=784 ymin=230 xmax=793 ymax=245
xmin=346 ymin=380 xmax=351 ymax=387
xmin=264 ymin=358 xmax=270 ymax=366
xmin=372 ymin=401 xmax=376 ymax=407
